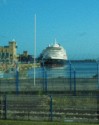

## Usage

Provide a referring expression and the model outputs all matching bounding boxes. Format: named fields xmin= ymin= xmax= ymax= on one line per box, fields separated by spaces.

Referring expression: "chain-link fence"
xmin=0 ymin=94 xmax=99 ymax=123
xmin=0 ymin=61 xmax=99 ymax=123
xmin=0 ymin=61 xmax=99 ymax=95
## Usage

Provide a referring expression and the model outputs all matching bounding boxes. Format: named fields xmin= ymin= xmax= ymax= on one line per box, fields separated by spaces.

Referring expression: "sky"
xmin=0 ymin=0 xmax=99 ymax=60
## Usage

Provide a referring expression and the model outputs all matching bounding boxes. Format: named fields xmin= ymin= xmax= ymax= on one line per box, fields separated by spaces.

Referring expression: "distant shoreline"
xmin=0 ymin=59 xmax=97 ymax=72
xmin=0 ymin=63 xmax=40 ymax=72
xmin=68 ymin=59 xmax=96 ymax=62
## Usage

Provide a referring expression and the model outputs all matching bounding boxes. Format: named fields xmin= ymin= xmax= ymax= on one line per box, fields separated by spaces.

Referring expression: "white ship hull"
xmin=40 ymin=41 xmax=67 ymax=67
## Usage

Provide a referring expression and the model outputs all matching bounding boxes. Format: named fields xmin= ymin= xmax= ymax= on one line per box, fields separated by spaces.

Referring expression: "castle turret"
xmin=9 ymin=39 xmax=17 ymax=62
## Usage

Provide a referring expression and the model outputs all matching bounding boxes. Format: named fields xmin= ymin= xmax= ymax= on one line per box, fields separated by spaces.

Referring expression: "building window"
xmin=6 ymin=53 xmax=9 ymax=58
xmin=2 ymin=53 xmax=4 ymax=58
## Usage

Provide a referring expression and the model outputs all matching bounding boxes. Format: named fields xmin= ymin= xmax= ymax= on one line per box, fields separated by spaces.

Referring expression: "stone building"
xmin=0 ymin=39 xmax=17 ymax=63
xmin=18 ymin=51 xmax=33 ymax=63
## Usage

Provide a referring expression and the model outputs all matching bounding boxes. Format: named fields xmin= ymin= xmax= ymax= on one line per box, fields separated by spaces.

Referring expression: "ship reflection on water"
xmin=27 ymin=63 xmax=68 ymax=79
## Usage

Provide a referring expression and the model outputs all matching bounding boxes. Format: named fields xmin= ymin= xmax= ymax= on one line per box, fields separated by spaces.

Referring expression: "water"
xmin=0 ymin=71 xmax=4 ymax=78
xmin=0 ymin=61 xmax=98 ymax=78
xmin=28 ymin=61 xmax=98 ymax=78
xmin=68 ymin=61 xmax=98 ymax=78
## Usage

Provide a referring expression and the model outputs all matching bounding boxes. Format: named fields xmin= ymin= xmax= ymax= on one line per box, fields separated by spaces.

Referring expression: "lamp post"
xmin=34 ymin=14 xmax=36 ymax=86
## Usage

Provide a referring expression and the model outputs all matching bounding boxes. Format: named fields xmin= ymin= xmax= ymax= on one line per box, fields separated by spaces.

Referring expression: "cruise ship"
xmin=40 ymin=41 xmax=68 ymax=67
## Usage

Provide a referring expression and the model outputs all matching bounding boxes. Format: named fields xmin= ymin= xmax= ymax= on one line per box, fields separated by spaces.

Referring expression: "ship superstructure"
xmin=40 ymin=41 xmax=67 ymax=67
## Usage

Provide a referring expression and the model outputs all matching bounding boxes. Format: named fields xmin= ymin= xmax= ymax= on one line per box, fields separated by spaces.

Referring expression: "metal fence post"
xmin=42 ymin=59 xmax=46 ymax=92
xmin=97 ymin=62 xmax=99 ymax=89
xmin=3 ymin=95 xmax=7 ymax=120
xmin=16 ymin=66 xmax=19 ymax=95
xmin=50 ymin=95 xmax=53 ymax=121
xmin=97 ymin=94 xmax=99 ymax=122
xmin=69 ymin=62 xmax=72 ymax=93
xmin=74 ymin=70 xmax=76 ymax=96
xmin=42 ymin=66 xmax=45 ymax=92
xmin=45 ymin=70 xmax=48 ymax=93
xmin=97 ymin=62 xmax=99 ymax=122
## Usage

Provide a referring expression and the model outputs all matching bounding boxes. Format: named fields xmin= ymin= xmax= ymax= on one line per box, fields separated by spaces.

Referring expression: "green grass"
xmin=0 ymin=120 xmax=98 ymax=125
